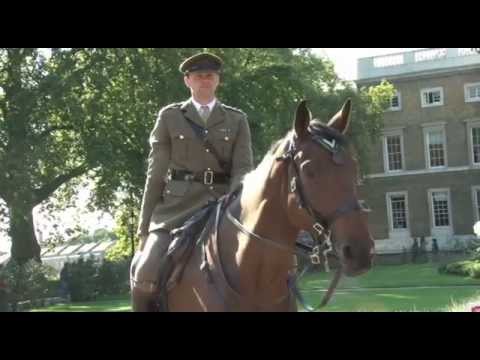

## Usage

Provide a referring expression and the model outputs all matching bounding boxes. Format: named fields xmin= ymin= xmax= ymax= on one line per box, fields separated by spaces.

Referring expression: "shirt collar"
xmin=191 ymin=97 xmax=217 ymax=113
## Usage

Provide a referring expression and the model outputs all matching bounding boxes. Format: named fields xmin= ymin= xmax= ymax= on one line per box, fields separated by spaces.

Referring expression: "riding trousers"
xmin=131 ymin=230 xmax=172 ymax=293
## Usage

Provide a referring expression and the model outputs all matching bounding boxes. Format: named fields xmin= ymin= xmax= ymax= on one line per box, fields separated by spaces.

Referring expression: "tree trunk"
xmin=8 ymin=202 xmax=41 ymax=264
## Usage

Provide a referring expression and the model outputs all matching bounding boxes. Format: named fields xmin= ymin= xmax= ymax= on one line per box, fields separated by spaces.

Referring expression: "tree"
xmin=0 ymin=48 xmax=199 ymax=263
xmin=1 ymin=48 xmax=393 ymax=263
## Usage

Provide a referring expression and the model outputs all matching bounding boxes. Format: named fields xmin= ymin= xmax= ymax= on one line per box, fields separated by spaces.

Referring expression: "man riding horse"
xmin=130 ymin=52 xmax=255 ymax=311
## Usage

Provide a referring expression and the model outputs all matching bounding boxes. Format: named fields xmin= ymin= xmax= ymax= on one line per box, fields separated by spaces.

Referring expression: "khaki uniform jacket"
xmin=137 ymin=99 xmax=254 ymax=236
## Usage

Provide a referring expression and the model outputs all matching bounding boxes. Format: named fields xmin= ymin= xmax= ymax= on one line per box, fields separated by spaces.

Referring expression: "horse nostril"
xmin=343 ymin=246 xmax=353 ymax=261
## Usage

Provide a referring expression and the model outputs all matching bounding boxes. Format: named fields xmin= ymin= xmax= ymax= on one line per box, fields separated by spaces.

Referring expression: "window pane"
xmin=424 ymin=90 xmax=442 ymax=104
xmin=468 ymin=86 xmax=480 ymax=99
xmin=387 ymin=135 xmax=402 ymax=170
xmin=391 ymin=96 xmax=399 ymax=108
xmin=390 ymin=195 xmax=407 ymax=229
xmin=432 ymin=191 xmax=450 ymax=227
xmin=429 ymin=130 xmax=445 ymax=167
xmin=473 ymin=127 xmax=480 ymax=164
xmin=477 ymin=190 xmax=480 ymax=216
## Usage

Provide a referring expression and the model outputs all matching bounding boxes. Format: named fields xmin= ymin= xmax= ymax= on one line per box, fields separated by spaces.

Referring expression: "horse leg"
xmin=130 ymin=230 xmax=171 ymax=312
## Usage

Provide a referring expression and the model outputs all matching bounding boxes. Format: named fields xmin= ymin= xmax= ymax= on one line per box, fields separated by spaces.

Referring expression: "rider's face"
xmin=184 ymin=71 xmax=220 ymax=99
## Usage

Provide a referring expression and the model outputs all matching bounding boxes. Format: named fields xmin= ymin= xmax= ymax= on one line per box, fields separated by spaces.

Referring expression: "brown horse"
xmin=166 ymin=100 xmax=375 ymax=311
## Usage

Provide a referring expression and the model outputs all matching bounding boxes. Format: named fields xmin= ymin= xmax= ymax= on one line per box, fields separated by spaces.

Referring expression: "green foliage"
xmin=62 ymin=257 xmax=98 ymax=301
xmin=106 ymin=192 xmax=139 ymax=262
xmin=353 ymin=80 xmax=396 ymax=174
xmin=0 ymin=259 xmax=57 ymax=308
xmin=67 ymin=228 xmax=116 ymax=245
xmin=96 ymin=259 xmax=130 ymax=296
xmin=62 ymin=257 xmax=130 ymax=301
xmin=0 ymin=48 xmax=394 ymax=262
xmin=438 ymin=260 xmax=480 ymax=279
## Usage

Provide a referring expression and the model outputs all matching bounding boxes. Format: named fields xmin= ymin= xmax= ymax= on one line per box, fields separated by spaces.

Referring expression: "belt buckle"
xmin=204 ymin=170 xmax=214 ymax=185
xmin=310 ymin=246 xmax=321 ymax=265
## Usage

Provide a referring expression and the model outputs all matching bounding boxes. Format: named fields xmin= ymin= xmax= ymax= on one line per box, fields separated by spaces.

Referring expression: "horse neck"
xmin=220 ymin=158 xmax=300 ymax=300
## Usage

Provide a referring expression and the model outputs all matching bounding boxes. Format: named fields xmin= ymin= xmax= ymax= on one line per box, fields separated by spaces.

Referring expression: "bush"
xmin=62 ymin=256 xmax=131 ymax=302
xmin=96 ymin=259 xmax=130 ymax=296
xmin=438 ymin=260 xmax=480 ymax=279
xmin=468 ymin=262 xmax=480 ymax=279
xmin=0 ymin=260 xmax=58 ymax=310
xmin=62 ymin=257 xmax=99 ymax=302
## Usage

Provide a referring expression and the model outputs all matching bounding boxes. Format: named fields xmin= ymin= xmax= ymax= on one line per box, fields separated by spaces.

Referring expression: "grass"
xmin=300 ymin=287 xmax=480 ymax=312
xmin=299 ymin=262 xmax=480 ymax=290
xmin=30 ymin=262 xmax=480 ymax=312
xmin=297 ymin=262 xmax=480 ymax=312
xmin=30 ymin=295 xmax=131 ymax=312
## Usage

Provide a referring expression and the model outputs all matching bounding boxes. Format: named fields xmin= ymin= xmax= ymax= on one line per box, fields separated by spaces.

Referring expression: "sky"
xmin=0 ymin=48 xmax=427 ymax=251
xmin=318 ymin=48 xmax=424 ymax=81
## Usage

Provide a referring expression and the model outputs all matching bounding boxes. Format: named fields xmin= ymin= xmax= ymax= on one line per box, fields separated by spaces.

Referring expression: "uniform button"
xmin=179 ymin=135 xmax=185 ymax=140
xmin=166 ymin=190 xmax=171 ymax=194
xmin=209 ymin=186 xmax=214 ymax=190
xmin=224 ymin=136 xmax=230 ymax=141
xmin=204 ymin=130 xmax=209 ymax=135
xmin=206 ymin=149 xmax=210 ymax=153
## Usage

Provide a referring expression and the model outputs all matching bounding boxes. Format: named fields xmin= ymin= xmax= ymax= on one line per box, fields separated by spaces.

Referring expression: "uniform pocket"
xmin=163 ymin=180 xmax=190 ymax=204
xmin=212 ymin=129 xmax=235 ymax=159
xmin=170 ymin=130 xmax=191 ymax=163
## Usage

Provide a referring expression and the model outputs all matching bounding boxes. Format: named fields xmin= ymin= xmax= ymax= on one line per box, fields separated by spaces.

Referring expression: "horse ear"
xmin=327 ymin=98 xmax=352 ymax=134
xmin=294 ymin=100 xmax=311 ymax=139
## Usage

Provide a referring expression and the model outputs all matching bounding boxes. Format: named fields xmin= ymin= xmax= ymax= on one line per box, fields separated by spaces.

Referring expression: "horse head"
xmin=284 ymin=99 xmax=375 ymax=277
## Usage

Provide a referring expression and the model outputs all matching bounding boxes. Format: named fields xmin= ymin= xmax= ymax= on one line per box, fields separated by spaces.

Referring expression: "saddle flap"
xmin=164 ymin=201 xmax=218 ymax=291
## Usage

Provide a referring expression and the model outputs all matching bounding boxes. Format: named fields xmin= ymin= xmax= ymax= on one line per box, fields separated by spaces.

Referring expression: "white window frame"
xmin=428 ymin=188 xmax=453 ymax=230
xmin=382 ymin=128 xmax=405 ymax=173
xmin=473 ymin=186 xmax=480 ymax=223
xmin=465 ymin=82 xmax=480 ymax=103
xmin=386 ymin=191 xmax=409 ymax=233
xmin=421 ymin=87 xmax=444 ymax=108
xmin=466 ymin=120 xmax=480 ymax=167
xmin=387 ymin=90 xmax=402 ymax=111
xmin=422 ymin=123 xmax=447 ymax=169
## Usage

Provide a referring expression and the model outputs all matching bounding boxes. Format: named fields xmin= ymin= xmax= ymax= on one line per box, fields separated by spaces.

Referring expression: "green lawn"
xmin=297 ymin=262 xmax=480 ymax=312
xmin=300 ymin=287 xmax=480 ymax=312
xmin=30 ymin=295 xmax=131 ymax=312
xmin=299 ymin=262 xmax=480 ymax=290
xmin=30 ymin=263 xmax=480 ymax=312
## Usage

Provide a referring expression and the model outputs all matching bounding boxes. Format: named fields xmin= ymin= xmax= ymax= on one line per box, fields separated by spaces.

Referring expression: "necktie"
xmin=199 ymin=105 xmax=211 ymax=123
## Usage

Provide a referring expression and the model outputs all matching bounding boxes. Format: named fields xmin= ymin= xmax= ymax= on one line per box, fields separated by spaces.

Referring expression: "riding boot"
xmin=130 ymin=230 xmax=172 ymax=312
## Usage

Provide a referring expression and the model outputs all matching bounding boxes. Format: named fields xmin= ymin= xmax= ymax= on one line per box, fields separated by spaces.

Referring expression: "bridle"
xmin=225 ymin=126 xmax=369 ymax=310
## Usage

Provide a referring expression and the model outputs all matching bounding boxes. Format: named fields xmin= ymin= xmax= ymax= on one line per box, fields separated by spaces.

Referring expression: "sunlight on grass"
xmin=376 ymin=293 xmax=416 ymax=300
xmin=28 ymin=263 xmax=480 ymax=312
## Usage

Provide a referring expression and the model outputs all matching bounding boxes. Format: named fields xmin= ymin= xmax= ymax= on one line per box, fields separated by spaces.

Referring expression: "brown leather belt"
xmin=169 ymin=169 xmax=230 ymax=185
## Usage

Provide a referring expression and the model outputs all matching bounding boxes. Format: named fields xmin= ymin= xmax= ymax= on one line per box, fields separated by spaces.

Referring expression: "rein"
xmin=221 ymin=130 xmax=367 ymax=311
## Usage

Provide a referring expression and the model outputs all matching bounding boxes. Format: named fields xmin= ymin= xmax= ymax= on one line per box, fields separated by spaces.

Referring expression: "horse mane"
xmin=241 ymin=131 xmax=292 ymax=192
xmin=241 ymin=119 xmax=350 ymax=191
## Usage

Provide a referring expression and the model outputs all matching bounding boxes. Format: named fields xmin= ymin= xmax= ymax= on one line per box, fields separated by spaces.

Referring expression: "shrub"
xmin=62 ymin=257 xmax=99 ymax=302
xmin=96 ymin=259 xmax=130 ymax=296
xmin=61 ymin=256 xmax=131 ymax=302
xmin=0 ymin=260 xmax=58 ymax=310
xmin=439 ymin=260 xmax=480 ymax=279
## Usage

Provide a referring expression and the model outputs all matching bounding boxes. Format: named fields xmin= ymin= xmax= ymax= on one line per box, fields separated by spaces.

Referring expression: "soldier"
xmin=130 ymin=52 xmax=254 ymax=311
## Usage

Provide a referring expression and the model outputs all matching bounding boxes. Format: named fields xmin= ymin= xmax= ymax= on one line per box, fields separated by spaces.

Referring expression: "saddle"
xmin=154 ymin=200 xmax=218 ymax=311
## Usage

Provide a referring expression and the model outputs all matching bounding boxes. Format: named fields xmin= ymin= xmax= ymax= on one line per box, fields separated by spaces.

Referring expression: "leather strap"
xmin=181 ymin=112 xmax=232 ymax=174
xmin=170 ymin=169 xmax=229 ymax=185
